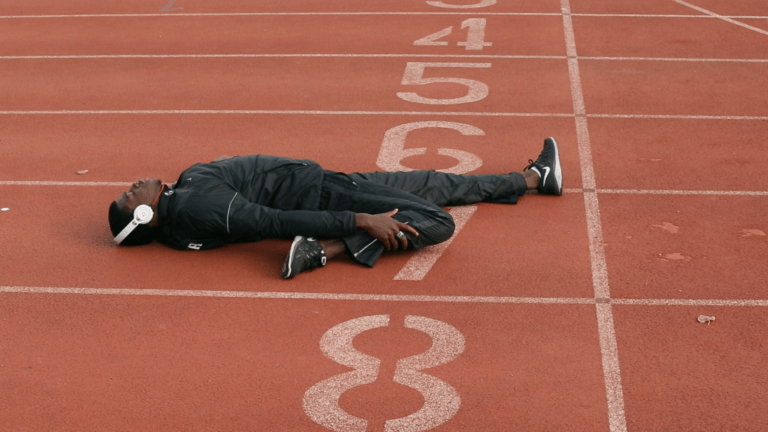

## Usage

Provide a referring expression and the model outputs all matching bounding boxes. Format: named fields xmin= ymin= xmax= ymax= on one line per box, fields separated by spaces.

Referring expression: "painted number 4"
xmin=414 ymin=18 xmax=491 ymax=51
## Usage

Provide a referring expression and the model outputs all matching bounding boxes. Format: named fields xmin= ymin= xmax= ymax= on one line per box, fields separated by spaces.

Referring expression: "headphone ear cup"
xmin=134 ymin=204 xmax=154 ymax=224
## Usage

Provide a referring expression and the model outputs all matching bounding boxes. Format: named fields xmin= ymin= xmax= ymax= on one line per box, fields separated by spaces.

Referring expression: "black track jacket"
xmin=156 ymin=155 xmax=356 ymax=250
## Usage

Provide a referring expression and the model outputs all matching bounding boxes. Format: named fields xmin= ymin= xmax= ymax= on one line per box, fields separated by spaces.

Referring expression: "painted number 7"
xmin=396 ymin=62 xmax=491 ymax=105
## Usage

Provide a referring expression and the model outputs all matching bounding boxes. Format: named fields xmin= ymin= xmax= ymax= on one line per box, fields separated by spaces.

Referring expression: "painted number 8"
xmin=303 ymin=315 xmax=466 ymax=432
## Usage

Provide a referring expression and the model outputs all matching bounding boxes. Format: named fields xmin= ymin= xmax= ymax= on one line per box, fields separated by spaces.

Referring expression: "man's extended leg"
xmin=350 ymin=137 xmax=563 ymax=202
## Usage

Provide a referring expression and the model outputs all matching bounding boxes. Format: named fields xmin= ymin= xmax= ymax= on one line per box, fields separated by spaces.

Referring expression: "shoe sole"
xmin=546 ymin=137 xmax=563 ymax=196
xmin=282 ymin=235 xmax=304 ymax=279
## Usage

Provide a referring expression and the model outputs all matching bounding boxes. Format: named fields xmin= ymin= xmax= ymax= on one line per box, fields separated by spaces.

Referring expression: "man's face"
xmin=115 ymin=178 xmax=164 ymax=224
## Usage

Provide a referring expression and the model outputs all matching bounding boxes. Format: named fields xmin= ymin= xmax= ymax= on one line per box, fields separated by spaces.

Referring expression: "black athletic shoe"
xmin=524 ymin=137 xmax=563 ymax=196
xmin=281 ymin=236 xmax=327 ymax=279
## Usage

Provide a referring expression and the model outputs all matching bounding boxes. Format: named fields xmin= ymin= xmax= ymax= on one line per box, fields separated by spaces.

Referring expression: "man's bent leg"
xmin=320 ymin=174 xmax=455 ymax=267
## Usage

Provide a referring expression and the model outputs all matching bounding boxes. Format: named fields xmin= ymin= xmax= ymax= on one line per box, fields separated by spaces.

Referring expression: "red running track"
xmin=1 ymin=0 xmax=767 ymax=431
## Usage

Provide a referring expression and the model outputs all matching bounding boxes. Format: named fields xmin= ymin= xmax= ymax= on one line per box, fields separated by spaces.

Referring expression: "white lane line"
xmin=672 ymin=0 xmax=768 ymax=37
xmin=613 ymin=298 xmax=768 ymax=307
xmin=4 ymin=54 xmax=768 ymax=64
xmin=572 ymin=13 xmax=768 ymax=19
xmin=599 ymin=189 xmax=768 ymax=196
xmin=0 ymin=110 xmax=574 ymax=117
xmin=0 ymin=111 xmax=765 ymax=120
xmin=1 ymin=111 xmax=765 ymax=120
xmin=581 ymin=56 xmax=768 ymax=63
xmin=1 ymin=12 xmax=767 ymax=19
xmin=562 ymin=1 xmax=627 ymax=431
xmin=0 ymin=181 xmax=130 ymax=186
xmin=2 ymin=286 xmax=766 ymax=307
xmin=595 ymin=302 xmax=625 ymax=431
xmin=0 ymin=286 xmax=595 ymax=304
xmin=0 ymin=12 xmax=564 ymax=19
xmin=394 ymin=206 xmax=476 ymax=281
xmin=0 ymin=54 xmax=567 ymax=60
xmin=589 ymin=114 xmax=768 ymax=120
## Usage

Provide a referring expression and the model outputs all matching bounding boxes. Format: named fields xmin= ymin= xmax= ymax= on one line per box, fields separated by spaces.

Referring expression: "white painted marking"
xmin=303 ymin=315 xmax=464 ymax=431
xmin=0 ymin=12 xmax=564 ymax=19
xmin=672 ymin=0 xmax=768 ymax=36
xmin=612 ymin=299 xmax=768 ymax=306
xmin=1 ymin=208 xmax=8 ymax=211
xmin=0 ymin=286 xmax=596 ymax=304
xmin=2 ymin=12 xmax=767 ymax=19
xmin=3 ymin=110 xmax=764 ymax=120
xmin=376 ymin=121 xmax=482 ymax=281
xmin=581 ymin=56 xmax=768 ymax=63
xmin=0 ymin=181 xmax=130 ymax=186
xmin=159 ymin=0 xmax=183 ymax=13
xmin=588 ymin=114 xmax=768 ymax=120
xmin=427 ymin=0 xmax=497 ymax=9
xmin=386 ymin=316 xmax=464 ymax=431
xmin=3 ymin=286 xmax=767 ymax=306
xmin=457 ymin=18 xmax=492 ymax=50
xmin=394 ymin=206 xmax=477 ymax=281
xmin=414 ymin=26 xmax=453 ymax=46
xmin=561 ymin=1 xmax=627 ymax=431
xmin=595 ymin=303 xmax=627 ymax=431
xmin=598 ymin=189 xmax=768 ymax=196
xmin=572 ymin=13 xmax=768 ymax=19
xmin=0 ymin=109 xmax=574 ymax=117
xmin=376 ymin=121 xmax=484 ymax=174
xmin=396 ymin=62 xmax=491 ymax=105
xmin=0 ymin=54 xmax=564 ymax=60
xmin=303 ymin=315 xmax=389 ymax=432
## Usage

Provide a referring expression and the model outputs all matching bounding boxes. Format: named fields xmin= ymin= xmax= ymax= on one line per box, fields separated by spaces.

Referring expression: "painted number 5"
xmin=397 ymin=62 xmax=491 ymax=105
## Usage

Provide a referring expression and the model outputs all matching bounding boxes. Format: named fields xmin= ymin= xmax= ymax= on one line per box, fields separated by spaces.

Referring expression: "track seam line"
xmin=2 ymin=286 xmax=766 ymax=306
xmin=561 ymin=1 xmax=627 ymax=431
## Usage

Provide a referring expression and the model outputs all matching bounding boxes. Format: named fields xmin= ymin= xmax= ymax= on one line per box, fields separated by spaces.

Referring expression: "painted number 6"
xmin=377 ymin=121 xmax=484 ymax=175
xmin=397 ymin=62 xmax=491 ymax=105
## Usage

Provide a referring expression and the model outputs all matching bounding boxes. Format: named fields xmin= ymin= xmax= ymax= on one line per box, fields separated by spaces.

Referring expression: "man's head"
xmin=108 ymin=178 xmax=164 ymax=246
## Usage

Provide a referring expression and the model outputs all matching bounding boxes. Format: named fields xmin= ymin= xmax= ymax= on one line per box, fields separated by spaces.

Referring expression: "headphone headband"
xmin=114 ymin=204 xmax=154 ymax=245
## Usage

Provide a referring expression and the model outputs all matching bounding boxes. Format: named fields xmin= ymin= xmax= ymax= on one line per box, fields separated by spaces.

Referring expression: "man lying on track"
xmin=108 ymin=138 xmax=563 ymax=279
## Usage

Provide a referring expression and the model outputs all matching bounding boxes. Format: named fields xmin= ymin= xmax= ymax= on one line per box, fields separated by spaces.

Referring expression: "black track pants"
xmin=318 ymin=170 xmax=527 ymax=267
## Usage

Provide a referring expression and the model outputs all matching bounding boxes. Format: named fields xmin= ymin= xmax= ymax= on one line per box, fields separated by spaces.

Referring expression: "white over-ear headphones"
xmin=114 ymin=204 xmax=154 ymax=245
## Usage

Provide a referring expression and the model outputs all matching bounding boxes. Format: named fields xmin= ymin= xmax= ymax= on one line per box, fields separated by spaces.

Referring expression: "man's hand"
xmin=355 ymin=209 xmax=419 ymax=251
